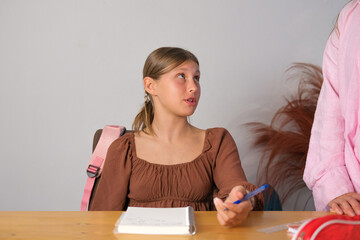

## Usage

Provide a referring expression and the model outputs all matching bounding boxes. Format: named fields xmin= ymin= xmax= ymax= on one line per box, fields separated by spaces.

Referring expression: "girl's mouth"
xmin=185 ymin=98 xmax=196 ymax=105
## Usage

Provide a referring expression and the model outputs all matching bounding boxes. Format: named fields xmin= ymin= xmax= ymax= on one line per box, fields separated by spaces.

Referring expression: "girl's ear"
xmin=144 ymin=77 xmax=157 ymax=95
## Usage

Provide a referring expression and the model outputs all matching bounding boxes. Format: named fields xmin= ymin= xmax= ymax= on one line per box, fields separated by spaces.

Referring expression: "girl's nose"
xmin=188 ymin=79 xmax=199 ymax=93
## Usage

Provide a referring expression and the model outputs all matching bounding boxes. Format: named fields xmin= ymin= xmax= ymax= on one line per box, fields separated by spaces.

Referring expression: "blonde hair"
xmin=132 ymin=47 xmax=199 ymax=135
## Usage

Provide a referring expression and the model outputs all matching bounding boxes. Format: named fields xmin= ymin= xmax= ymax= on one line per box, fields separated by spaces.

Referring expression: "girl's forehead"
xmin=172 ymin=61 xmax=200 ymax=72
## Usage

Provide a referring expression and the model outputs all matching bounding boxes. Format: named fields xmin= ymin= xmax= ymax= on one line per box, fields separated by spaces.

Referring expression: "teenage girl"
xmin=90 ymin=47 xmax=263 ymax=226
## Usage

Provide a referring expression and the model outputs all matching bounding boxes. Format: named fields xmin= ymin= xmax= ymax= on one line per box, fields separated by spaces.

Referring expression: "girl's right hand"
xmin=213 ymin=185 xmax=252 ymax=227
xmin=328 ymin=192 xmax=360 ymax=217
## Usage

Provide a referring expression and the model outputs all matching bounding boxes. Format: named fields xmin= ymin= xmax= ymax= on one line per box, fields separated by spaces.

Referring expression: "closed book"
xmin=113 ymin=206 xmax=196 ymax=235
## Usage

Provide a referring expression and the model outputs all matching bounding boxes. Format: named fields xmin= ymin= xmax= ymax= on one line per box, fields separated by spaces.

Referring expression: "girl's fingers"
xmin=225 ymin=200 xmax=252 ymax=213
xmin=215 ymin=185 xmax=255 ymax=227
xmin=214 ymin=197 xmax=231 ymax=224
xmin=216 ymin=213 xmax=227 ymax=226
xmin=226 ymin=186 xmax=246 ymax=203
xmin=214 ymin=197 xmax=250 ymax=227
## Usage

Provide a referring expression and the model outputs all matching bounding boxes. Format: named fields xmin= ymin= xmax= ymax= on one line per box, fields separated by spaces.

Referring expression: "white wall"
xmin=0 ymin=0 xmax=348 ymax=210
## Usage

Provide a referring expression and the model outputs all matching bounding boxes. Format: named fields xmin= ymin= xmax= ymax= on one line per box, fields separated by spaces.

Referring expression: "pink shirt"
xmin=304 ymin=0 xmax=360 ymax=211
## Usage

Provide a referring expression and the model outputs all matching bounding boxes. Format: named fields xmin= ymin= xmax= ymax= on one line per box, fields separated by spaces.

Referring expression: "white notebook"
xmin=113 ymin=206 xmax=196 ymax=235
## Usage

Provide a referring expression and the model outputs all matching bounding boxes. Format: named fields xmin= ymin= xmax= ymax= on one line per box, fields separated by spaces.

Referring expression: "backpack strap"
xmin=81 ymin=125 xmax=126 ymax=211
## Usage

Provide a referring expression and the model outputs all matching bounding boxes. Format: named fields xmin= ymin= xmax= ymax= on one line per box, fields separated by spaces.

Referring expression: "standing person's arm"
xmin=304 ymin=0 xmax=360 ymax=215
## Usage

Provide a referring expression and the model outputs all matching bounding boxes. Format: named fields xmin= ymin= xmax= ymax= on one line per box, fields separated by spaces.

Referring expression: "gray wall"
xmin=0 ymin=0 xmax=348 ymax=210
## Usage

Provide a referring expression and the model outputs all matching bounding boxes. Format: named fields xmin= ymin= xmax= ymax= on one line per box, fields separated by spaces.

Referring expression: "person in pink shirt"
xmin=304 ymin=0 xmax=360 ymax=216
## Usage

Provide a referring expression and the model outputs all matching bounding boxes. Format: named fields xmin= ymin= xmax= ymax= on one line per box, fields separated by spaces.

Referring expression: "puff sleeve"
xmin=211 ymin=128 xmax=264 ymax=210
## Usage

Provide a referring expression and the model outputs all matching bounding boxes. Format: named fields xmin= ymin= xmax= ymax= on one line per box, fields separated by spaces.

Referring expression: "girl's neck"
xmin=150 ymin=116 xmax=194 ymax=143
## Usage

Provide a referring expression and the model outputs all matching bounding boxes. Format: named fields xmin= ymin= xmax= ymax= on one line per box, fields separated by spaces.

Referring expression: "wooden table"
xmin=0 ymin=211 xmax=331 ymax=240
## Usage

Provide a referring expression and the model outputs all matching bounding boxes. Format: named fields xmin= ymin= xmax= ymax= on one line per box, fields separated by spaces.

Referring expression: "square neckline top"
xmin=130 ymin=128 xmax=211 ymax=167
xmin=89 ymin=128 xmax=264 ymax=211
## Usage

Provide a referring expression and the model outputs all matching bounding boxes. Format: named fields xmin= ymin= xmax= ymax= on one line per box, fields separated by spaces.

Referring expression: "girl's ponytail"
xmin=132 ymin=93 xmax=154 ymax=134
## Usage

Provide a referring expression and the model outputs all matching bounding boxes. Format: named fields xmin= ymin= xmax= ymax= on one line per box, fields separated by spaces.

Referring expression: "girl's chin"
xmin=177 ymin=110 xmax=196 ymax=118
xmin=184 ymin=111 xmax=196 ymax=117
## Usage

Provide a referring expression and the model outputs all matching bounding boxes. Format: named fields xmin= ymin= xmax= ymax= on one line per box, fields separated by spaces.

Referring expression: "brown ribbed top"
xmin=90 ymin=128 xmax=263 ymax=211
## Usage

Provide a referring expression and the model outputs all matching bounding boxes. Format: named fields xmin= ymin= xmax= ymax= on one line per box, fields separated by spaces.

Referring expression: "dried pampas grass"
xmin=247 ymin=63 xmax=323 ymax=203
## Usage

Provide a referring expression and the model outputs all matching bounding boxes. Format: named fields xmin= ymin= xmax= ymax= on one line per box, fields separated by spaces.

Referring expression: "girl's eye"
xmin=194 ymin=76 xmax=200 ymax=82
xmin=178 ymin=73 xmax=185 ymax=79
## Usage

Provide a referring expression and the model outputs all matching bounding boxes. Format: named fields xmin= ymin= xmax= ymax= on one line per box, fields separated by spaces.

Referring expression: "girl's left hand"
xmin=213 ymin=185 xmax=253 ymax=227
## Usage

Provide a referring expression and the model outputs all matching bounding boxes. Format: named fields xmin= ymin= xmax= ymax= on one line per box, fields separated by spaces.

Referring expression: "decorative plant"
xmin=248 ymin=63 xmax=323 ymax=204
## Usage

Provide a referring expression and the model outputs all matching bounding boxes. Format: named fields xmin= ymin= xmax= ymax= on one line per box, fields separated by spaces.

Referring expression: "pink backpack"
xmin=81 ymin=125 xmax=126 ymax=211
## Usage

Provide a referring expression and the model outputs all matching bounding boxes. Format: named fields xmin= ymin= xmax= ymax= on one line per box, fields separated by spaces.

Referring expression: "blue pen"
xmin=224 ymin=184 xmax=268 ymax=210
